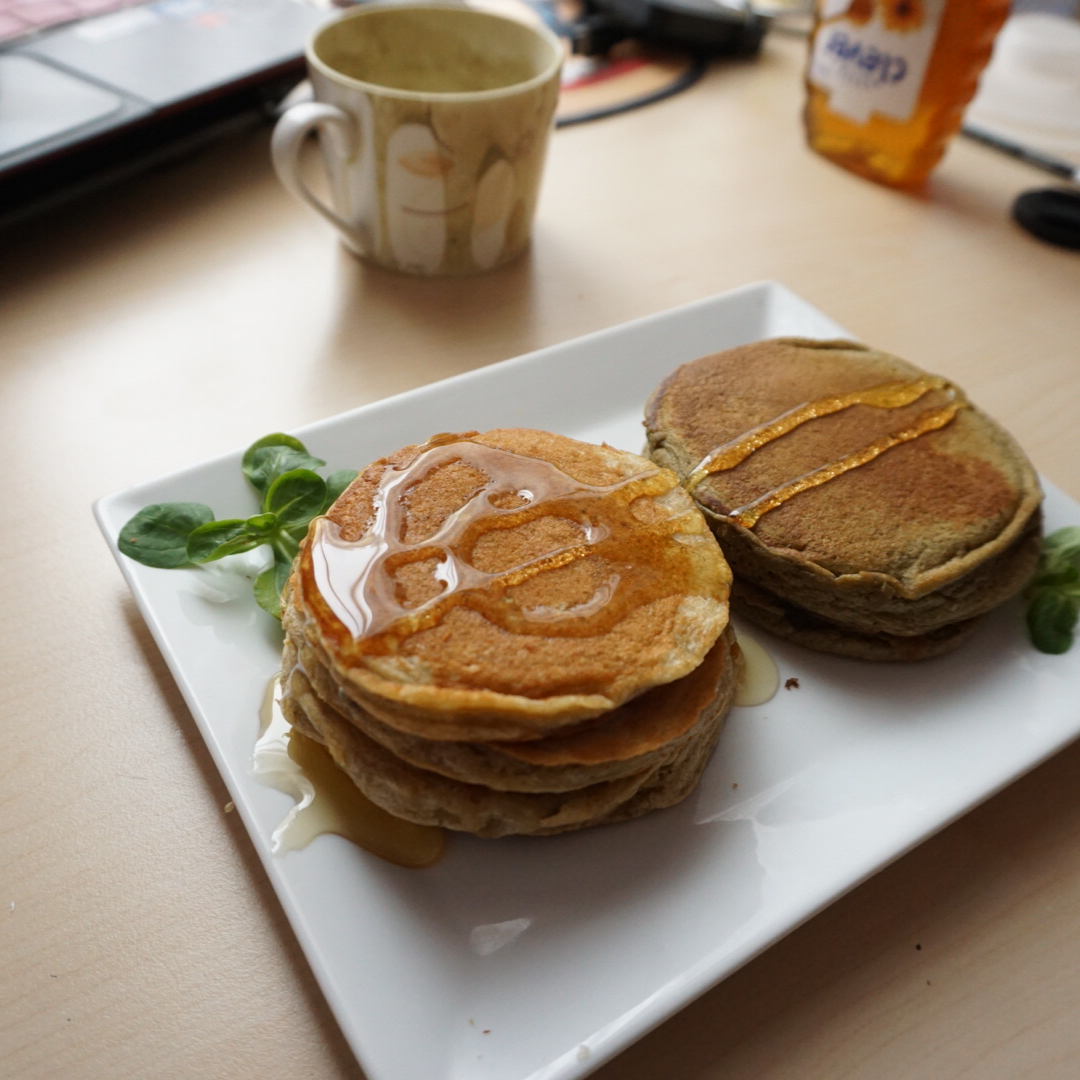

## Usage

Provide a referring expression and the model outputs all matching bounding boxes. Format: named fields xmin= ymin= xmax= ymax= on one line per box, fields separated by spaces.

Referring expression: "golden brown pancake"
xmin=646 ymin=338 xmax=1042 ymax=660
xmin=280 ymin=631 xmax=736 ymax=837
xmin=284 ymin=624 xmax=738 ymax=792
xmin=280 ymin=428 xmax=740 ymax=836
xmin=288 ymin=428 xmax=733 ymax=740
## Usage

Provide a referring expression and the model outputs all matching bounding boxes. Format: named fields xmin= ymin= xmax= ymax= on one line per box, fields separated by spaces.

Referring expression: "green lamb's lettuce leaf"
xmin=187 ymin=519 xmax=263 ymax=563
xmin=119 ymin=434 xmax=354 ymax=619
xmin=265 ymin=469 xmax=327 ymax=532
xmin=1025 ymin=526 xmax=1080 ymax=654
xmin=118 ymin=502 xmax=215 ymax=568
xmin=254 ymin=556 xmax=295 ymax=620
xmin=1041 ymin=526 xmax=1080 ymax=572
xmin=1027 ymin=590 xmax=1080 ymax=655
xmin=243 ymin=513 xmax=280 ymax=537
xmin=242 ymin=433 xmax=326 ymax=499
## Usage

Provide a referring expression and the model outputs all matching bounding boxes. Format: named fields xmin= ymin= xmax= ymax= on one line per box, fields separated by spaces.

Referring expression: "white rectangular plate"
xmin=95 ymin=282 xmax=1080 ymax=1080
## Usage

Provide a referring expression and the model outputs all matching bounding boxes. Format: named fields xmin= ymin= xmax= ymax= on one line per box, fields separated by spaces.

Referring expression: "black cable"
xmin=555 ymin=55 xmax=708 ymax=128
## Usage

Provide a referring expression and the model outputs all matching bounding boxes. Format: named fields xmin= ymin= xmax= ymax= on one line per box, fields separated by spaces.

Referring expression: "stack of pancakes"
xmin=280 ymin=428 xmax=739 ymax=837
xmin=646 ymin=338 xmax=1043 ymax=661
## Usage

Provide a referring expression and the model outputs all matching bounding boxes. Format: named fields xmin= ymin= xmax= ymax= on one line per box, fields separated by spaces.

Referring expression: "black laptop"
xmin=0 ymin=0 xmax=330 ymax=218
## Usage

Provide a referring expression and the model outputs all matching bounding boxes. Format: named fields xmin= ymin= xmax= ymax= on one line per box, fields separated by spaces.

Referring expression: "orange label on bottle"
xmin=809 ymin=0 xmax=946 ymax=124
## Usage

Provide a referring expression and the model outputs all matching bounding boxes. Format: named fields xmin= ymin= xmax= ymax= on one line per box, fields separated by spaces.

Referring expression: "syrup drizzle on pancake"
xmin=301 ymin=435 xmax=710 ymax=649
xmin=686 ymin=376 xmax=967 ymax=528
xmin=255 ymin=675 xmax=445 ymax=867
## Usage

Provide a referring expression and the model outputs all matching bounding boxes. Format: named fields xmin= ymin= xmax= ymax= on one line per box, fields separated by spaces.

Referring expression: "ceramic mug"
xmin=271 ymin=2 xmax=563 ymax=276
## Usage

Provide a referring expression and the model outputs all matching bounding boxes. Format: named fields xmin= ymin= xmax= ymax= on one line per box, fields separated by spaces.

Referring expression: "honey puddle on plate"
xmin=733 ymin=631 xmax=780 ymax=707
xmin=254 ymin=677 xmax=445 ymax=868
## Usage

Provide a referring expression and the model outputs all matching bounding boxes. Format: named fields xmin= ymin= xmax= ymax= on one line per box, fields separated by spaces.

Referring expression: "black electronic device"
xmin=1013 ymin=188 xmax=1080 ymax=252
xmin=0 ymin=0 xmax=324 ymax=224
xmin=572 ymin=0 xmax=768 ymax=57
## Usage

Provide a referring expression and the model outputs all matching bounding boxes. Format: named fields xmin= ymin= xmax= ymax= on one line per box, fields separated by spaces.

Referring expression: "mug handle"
xmin=271 ymin=102 xmax=358 ymax=237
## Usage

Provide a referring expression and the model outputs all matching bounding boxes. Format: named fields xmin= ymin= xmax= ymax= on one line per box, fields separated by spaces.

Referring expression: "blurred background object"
xmin=966 ymin=11 xmax=1080 ymax=163
xmin=803 ymin=0 xmax=1012 ymax=187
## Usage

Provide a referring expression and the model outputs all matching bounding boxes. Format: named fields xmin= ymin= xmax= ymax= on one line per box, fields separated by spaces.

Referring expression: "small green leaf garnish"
xmin=187 ymin=519 xmax=262 ymax=564
xmin=1027 ymin=592 xmax=1079 ymax=654
xmin=254 ymin=557 xmax=294 ymax=619
xmin=1025 ymin=526 xmax=1080 ymax=654
xmin=242 ymin=433 xmax=326 ymax=498
xmin=118 ymin=503 xmax=215 ymax=568
xmin=118 ymin=435 xmax=353 ymax=618
xmin=244 ymin=513 xmax=280 ymax=536
xmin=1042 ymin=525 xmax=1080 ymax=567
xmin=265 ymin=469 xmax=327 ymax=531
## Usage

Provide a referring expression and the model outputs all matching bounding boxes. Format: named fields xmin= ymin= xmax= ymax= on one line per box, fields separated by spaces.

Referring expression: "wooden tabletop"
xmin=4 ymin=28 xmax=1080 ymax=1080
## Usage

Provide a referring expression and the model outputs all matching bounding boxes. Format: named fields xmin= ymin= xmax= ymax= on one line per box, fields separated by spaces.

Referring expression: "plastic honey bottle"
xmin=804 ymin=0 xmax=1011 ymax=187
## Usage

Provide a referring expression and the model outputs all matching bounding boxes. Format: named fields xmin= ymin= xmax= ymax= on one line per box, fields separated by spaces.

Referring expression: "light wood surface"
xmin=4 ymin=29 xmax=1080 ymax=1080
